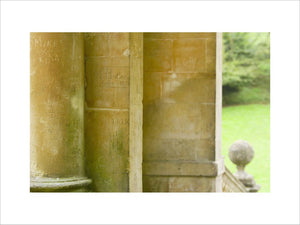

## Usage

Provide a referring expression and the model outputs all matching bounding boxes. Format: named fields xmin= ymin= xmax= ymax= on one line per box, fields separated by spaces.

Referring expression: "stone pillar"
xmin=215 ymin=32 xmax=224 ymax=191
xmin=84 ymin=33 xmax=143 ymax=192
xmin=142 ymin=33 xmax=224 ymax=192
xmin=30 ymin=33 xmax=91 ymax=191
xmin=129 ymin=33 xmax=143 ymax=192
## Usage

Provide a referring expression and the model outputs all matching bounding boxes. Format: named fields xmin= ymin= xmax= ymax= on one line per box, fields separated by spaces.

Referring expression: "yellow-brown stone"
xmin=142 ymin=32 xmax=222 ymax=192
xmin=84 ymin=33 xmax=143 ymax=192
xmin=30 ymin=32 xmax=223 ymax=192
xmin=85 ymin=110 xmax=129 ymax=191
xmin=30 ymin=33 xmax=85 ymax=179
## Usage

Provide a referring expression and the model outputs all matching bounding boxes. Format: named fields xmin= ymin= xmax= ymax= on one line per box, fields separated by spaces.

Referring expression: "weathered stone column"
xmin=84 ymin=33 xmax=143 ymax=192
xmin=143 ymin=33 xmax=224 ymax=192
xmin=30 ymin=33 xmax=91 ymax=191
xmin=129 ymin=33 xmax=143 ymax=192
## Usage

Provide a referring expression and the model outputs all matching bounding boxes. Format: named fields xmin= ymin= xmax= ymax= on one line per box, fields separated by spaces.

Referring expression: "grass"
xmin=221 ymin=104 xmax=270 ymax=192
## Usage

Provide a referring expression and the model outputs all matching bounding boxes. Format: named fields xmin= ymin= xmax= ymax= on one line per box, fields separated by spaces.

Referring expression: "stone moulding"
xmin=30 ymin=177 xmax=92 ymax=192
xmin=143 ymin=159 xmax=225 ymax=177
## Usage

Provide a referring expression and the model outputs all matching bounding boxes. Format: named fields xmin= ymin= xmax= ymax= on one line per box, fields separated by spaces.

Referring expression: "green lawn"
xmin=222 ymin=104 xmax=270 ymax=192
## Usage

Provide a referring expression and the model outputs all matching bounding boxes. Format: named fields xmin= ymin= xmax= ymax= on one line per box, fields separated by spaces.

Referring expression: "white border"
xmin=1 ymin=1 xmax=299 ymax=224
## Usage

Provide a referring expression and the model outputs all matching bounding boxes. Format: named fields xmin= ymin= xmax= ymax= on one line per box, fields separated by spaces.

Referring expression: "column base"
xmin=30 ymin=177 xmax=92 ymax=192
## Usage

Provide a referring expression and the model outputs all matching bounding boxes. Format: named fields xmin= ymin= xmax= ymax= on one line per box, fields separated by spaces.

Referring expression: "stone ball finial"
xmin=228 ymin=140 xmax=254 ymax=167
xmin=228 ymin=140 xmax=260 ymax=192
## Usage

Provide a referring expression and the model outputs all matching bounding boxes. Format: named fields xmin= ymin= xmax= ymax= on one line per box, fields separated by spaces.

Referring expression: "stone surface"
xmin=143 ymin=176 xmax=222 ymax=192
xmin=85 ymin=56 xmax=129 ymax=108
xmin=30 ymin=177 xmax=92 ymax=192
xmin=142 ymin=32 xmax=223 ymax=192
xmin=215 ymin=33 xmax=223 ymax=161
xmin=129 ymin=33 xmax=143 ymax=192
xmin=143 ymin=160 xmax=224 ymax=177
xmin=84 ymin=33 xmax=143 ymax=192
xmin=222 ymin=167 xmax=247 ymax=192
xmin=85 ymin=110 xmax=129 ymax=191
xmin=30 ymin=33 xmax=86 ymax=179
xmin=31 ymin=32 xmax=225 ymax=192
xmin=84 ymin=33 xmax=130 ymax=192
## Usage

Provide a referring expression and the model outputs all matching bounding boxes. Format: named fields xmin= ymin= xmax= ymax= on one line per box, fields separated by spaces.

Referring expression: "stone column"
xmin=142 ymin=33 xmax=224 ymax=192
xmin=30 ymin=33 xmax=91 ymax=192
xmin=215 ymin=32 xmax=224 ymax=191
xmin=84 ymin=33 xmax=143 ymax=192
xmin=129 ymin=33 xmax=143 ymax=192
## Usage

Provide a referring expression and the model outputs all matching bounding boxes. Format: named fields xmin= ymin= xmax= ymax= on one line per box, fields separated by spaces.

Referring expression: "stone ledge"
xmin=143 ymin=159 xmax=224 ymax=177
xmin=30 ymin=177 xmax=92 ymax=192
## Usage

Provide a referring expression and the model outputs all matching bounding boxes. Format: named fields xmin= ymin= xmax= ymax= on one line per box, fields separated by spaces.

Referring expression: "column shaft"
xmin=84 ymin=32 xmax=143 ymax=192
xmin=30 ymin=33 xmax=90 ymax=191
xmin=84 ymin=33 xmax=130 ymax=192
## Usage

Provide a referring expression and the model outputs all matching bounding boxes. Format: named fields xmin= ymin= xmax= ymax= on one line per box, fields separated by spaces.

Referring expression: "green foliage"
xmin=223 ymin=86 xmax=270 ymax=105
xmin=222 ymin=104 xmax=270 ymax=192
xmin=223 ymin=33 xmax=270 ymax=97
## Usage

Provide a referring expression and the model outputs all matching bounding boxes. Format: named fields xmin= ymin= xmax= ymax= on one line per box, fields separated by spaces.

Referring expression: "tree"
xmin=222 ymin=33 xmax=270 ymax=94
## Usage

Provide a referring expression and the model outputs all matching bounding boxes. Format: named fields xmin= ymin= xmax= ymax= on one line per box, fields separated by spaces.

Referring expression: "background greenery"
xmin=222 ymin=33 xmax=270 ymax=192
xmin=222 ymin=33 xmax=270 ymax=106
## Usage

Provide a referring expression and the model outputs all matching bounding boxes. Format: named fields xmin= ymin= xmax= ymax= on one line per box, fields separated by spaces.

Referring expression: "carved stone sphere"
xmin=228 ymin=140 xmax=254 ymax=167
